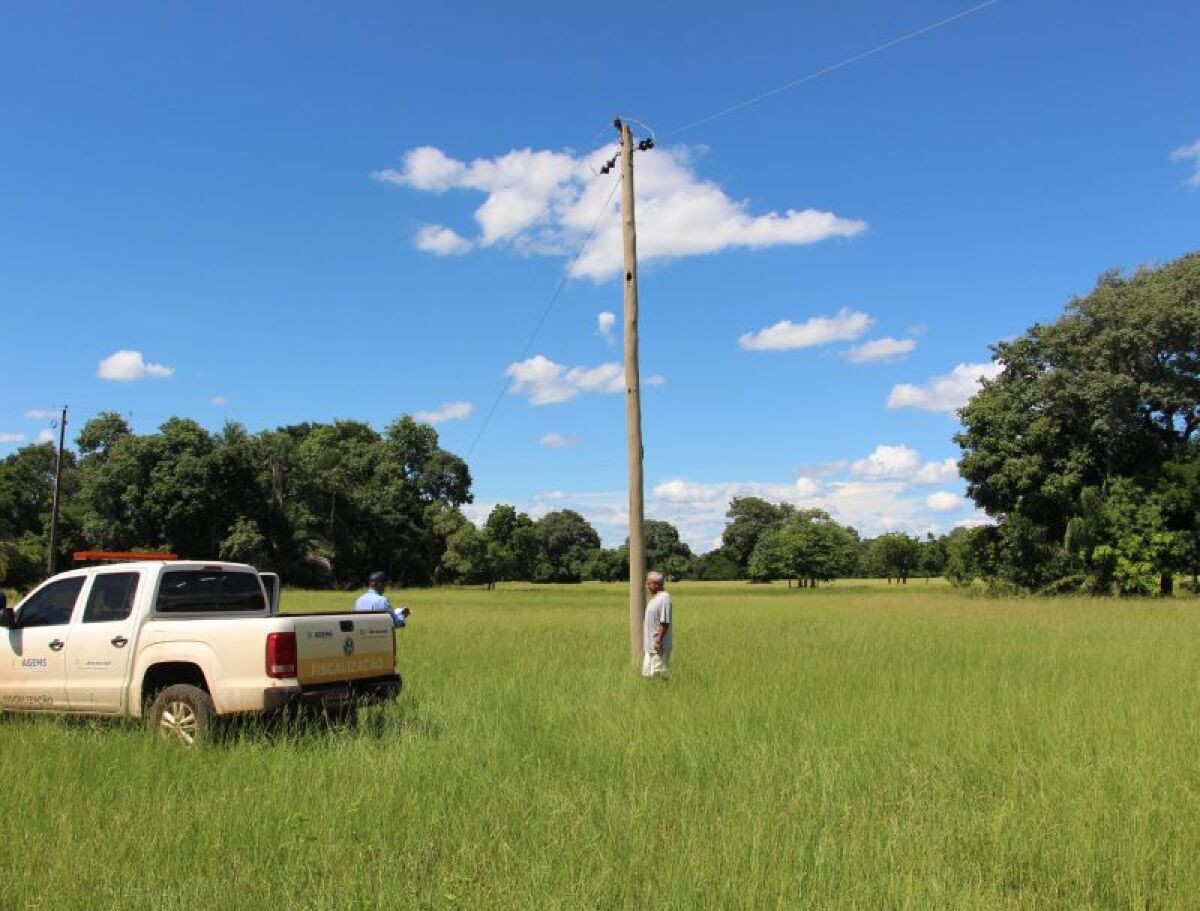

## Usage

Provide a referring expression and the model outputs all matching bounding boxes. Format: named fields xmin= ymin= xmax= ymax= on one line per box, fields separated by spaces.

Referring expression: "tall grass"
xmin=2 ymin=581 xmax=1198 ymax=909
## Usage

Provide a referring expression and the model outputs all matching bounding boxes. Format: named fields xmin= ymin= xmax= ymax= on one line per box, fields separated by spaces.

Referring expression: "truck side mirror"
xmin=0 ymin=591 xmax=14 ymax=629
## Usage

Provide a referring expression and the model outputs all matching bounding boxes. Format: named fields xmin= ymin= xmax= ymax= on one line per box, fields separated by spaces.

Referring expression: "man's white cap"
xmin=646 ymin=571 xmax=665 ymax=583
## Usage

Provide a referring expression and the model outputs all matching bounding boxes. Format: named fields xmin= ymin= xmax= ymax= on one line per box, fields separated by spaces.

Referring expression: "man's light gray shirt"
xmin=644 ymin=591 xmax=673 ymax=654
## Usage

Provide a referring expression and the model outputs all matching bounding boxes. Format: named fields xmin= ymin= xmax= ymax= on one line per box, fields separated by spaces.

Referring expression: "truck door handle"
xmin=111 ymin=636 xmax=129 ymax=648
xmin=49 ymin=639 xmax=64 ymax=651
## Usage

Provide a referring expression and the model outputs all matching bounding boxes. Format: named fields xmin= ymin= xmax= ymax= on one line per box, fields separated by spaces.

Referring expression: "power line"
xmin=463 ymin=2 xmax=1001 ymax=457
xmin=664 ymin=0 xmax=1001 ymax=139
xmin=465 ymin=175 xmax=624 ymax=459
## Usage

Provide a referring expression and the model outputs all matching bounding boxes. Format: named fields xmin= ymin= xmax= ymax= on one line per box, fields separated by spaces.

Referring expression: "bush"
xmin=1037 ymin=575 xmax=1087 ymax=596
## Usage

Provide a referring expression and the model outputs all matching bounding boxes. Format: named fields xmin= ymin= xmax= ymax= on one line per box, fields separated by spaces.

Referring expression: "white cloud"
xmin=955 ymin=512 xmax=994 ymax=529
xmin=887 ymin=362 xmax=1002 ymax=413
xmin=913 ymin=458 xmax=959 ymax=485
xmin=374 ymin=143 xmax=866 ymax=281
xmin=540 ymin=433 xmax=580 ymax=448
xmin=414 ymin=224 xmax=473 ymax=255
xmin=24 ymin=409 xmax=56 ymax=420
xmin=654 ymin=479 xmax=737 ymax=504
xmin=824 ymin=480 xmax=927 ymax=534
xmin=506 ymin=355 xmax=660 ymax=405
xmin=97 ymin=350 xmax=174 ymax=382
xmin=637 ymin=449 xmax=969 ymax=547
xmin=384 ymin=146 xmax=469 ymax=191
xmin=413 ymin=401 xmax=474 ymax=424
xmin=459 ymin=499 xmax=499 ymax=528
xmin=794 ymin=459 xmax=849 ymax=478
xmin=492 ymin=449 xmax=973 ymax=552
xmin=926 ymin=491 xmax=962 ymax=513
xmin=210 ymin=395 xmax=229 ymax=406
xmin=794 ymin=476 xmax=822 ymax=497
xmin=851 ymin=445 xmax=960 ymax=486
xmin=648 ymin=475 xmax=953 ymax=549
xmin=0 ymin=432 xmax=26 ymax=444
xmin=851 ymin=445 xmax=922 ymax=480
xmin=739 ymin=307 xmax=873 ymax=352
xmin=1170 ymin=139 xmax=1200 ymax=187
xmin=36 ymin=429 xmax=55 ymax=444
xmin=596 ymin=311 xmax=616 ymax=345
xmin=845 ymin=336 xmax=917 ymax=363
xmin=478 ymin=439 xmax=970 ymax=552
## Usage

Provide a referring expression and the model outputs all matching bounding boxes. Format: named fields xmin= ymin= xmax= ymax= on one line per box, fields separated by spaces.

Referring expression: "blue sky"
xmin=2 ymin=0 xmax=1197 ymax=550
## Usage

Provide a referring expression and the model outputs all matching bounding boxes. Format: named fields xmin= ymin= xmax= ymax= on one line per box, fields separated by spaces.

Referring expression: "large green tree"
xmin=583 ymin=519 xmax=696 ymax=583
xmin=0 ymin=440 xmax=82 ymax=582
xmin=0 ymin=443 xmax=61 ymax=541
xmin=64 ymin=412 xmax=473 ymax=589
xmin=957 ymin=253 xmax=1199 ymax=593
xmin=532 ymin=510 xmax=600 ymax=583
xmin=722 ymin=497 xmax=795 ymax=569
xmin=865 ymin=532 xmax=921 ymax=584
xmin=748 ymin=510 xmax=859 ymax=586
xmin=641 ymin=520 xmax=694 ymax=580
xmin=483 ymin=504 xmax=538 ymax=582
xmin=441 ymin=523 xmax=496 ymax=587
xmin=689 ymin=547 xmax=744 ymax=581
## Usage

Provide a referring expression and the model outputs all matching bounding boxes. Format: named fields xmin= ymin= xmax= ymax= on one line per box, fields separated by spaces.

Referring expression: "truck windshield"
xmin=155 ymin=570 xmax=267 ymax=614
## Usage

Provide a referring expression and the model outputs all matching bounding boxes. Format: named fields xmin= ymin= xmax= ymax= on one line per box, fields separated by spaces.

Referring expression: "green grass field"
xmin=2 ymin=581 xmax=1199 ymax=910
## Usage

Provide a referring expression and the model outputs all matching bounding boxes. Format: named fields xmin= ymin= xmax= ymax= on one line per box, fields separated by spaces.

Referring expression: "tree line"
xmin=0 ymin=414 xmax=473 ymax=589
xmin=0 ymin=410 xmax=944 ymax=591
xmin=3 ymin=253 xmax=1195 ymax=596
xmin=441 ymin=499 xmax=939 ymax=587
xmin=0 ymin=411 xmax=951 ymax=591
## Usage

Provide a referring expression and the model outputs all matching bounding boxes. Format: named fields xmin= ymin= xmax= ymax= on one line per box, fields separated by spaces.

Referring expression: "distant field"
xmin=2 ymin=581 xmax=1199 ymax=909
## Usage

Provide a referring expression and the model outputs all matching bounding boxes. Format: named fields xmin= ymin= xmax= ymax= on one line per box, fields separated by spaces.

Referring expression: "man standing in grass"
xmin=355 ymin=571 xmax=411 ymax=629
xmin=642 ymin=571 xmax=673 ymax=680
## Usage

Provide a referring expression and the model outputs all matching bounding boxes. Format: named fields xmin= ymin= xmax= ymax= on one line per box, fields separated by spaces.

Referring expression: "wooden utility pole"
xmin=47 ymin=405 xmax=68 ymax=576
xmin=617 ymin=120 xmax=646 ymax=664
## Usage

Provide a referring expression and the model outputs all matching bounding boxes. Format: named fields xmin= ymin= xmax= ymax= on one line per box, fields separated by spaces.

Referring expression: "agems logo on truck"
xmin=12 ymin=658 xmax=49 ymax=671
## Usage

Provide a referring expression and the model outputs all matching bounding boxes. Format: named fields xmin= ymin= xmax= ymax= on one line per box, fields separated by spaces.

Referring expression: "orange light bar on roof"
xmin=73 ymin=551 xmax=179 ymax=562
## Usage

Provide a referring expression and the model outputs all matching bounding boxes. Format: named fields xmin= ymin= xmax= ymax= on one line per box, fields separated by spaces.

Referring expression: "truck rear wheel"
xmin=148 ymin=684 xmax=214 ymax=746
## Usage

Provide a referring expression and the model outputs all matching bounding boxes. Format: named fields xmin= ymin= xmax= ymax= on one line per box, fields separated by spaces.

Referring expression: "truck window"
xmin=155 ymin=570 xmax=267 ymax=614
xmin=18 ymin=577 xmax=85 ymax=627
xmin=83 ymin=572 xmax=139 ymax=623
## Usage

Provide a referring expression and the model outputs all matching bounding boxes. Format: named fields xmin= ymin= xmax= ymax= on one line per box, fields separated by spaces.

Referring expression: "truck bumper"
xmin=262 ymin=673 xmax=403 ymax=714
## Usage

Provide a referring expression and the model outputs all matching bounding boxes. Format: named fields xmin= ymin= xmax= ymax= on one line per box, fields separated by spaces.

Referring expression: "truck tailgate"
xmin=293 ymin=614 xmax=395 ymax=685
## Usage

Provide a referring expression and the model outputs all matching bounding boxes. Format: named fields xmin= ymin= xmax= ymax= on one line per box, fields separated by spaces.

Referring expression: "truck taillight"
xmin=266 ymin=632 xmax=297 ymax=678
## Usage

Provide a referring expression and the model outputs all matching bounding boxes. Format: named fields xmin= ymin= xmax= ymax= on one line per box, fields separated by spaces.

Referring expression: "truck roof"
xmin=54 ymin=560 xmax=260 ymax=578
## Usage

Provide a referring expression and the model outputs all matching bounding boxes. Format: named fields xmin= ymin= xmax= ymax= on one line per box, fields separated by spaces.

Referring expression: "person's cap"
xmin=368 ymin=570 xmax=389 ymax=585
xmin=646 ymin=571 xmax=665 ymax=583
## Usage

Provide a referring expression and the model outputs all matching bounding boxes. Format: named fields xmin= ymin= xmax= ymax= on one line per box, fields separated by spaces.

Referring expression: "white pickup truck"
xmin=0 ymin=560 xmax=401 ymax=744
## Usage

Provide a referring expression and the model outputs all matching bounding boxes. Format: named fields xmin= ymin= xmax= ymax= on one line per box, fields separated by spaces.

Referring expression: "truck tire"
xmin=147 ymin=684 xmax=214 ymax=746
